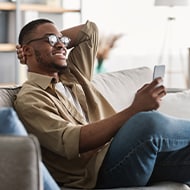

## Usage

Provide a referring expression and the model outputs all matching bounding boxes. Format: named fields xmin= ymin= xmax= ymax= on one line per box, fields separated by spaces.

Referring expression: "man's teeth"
xmin=55 ymin=53 xmax=63 ymax=55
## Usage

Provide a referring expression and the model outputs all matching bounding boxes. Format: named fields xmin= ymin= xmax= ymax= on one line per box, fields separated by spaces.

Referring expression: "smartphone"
xmin=153 ymin=65 xmax=165 ymax=80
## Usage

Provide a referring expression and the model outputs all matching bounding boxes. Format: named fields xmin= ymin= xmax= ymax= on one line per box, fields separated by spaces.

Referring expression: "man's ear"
xmin=22 ymin=45 xmax=33 ymax=56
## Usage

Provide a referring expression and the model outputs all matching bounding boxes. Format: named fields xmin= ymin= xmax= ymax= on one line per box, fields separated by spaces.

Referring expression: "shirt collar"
xmin=28 ymin=72 xmax=56 ymax=89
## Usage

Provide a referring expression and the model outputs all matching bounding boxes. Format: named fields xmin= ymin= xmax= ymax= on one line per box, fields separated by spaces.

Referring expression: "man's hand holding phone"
xmin=131 ymin=65 xmax=166 ymax=112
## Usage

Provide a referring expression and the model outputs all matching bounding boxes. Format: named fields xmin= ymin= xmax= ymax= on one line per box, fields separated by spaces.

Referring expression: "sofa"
xmin=0 ymin=66 xmax=190 ymax=190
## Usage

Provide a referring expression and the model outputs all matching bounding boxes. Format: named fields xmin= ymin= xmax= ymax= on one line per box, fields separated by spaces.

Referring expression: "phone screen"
xmin=153 ymin=65 xmax=165 ymax=80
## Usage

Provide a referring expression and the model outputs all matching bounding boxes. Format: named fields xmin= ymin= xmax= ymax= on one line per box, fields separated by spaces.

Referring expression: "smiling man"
xmin=14 ymin=18 xmax=190 ymax=189
xmin=18 ymin=20 xmax=70 ymax=80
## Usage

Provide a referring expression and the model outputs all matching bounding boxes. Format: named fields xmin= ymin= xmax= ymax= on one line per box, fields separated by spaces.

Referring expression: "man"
xmin=15 ymin=18 xmax=190 ymax=189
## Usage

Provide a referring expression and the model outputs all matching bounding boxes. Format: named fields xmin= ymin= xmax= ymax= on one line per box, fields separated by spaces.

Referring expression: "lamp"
xmin=154 ymin=0 xmax=189 ymax=88
xmin=155 ymin=0 xmax=189 ymax=7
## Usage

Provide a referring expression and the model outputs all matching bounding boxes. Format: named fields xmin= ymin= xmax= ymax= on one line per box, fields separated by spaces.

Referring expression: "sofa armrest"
xmin=0 ymin=135 xmax=43 ymax=190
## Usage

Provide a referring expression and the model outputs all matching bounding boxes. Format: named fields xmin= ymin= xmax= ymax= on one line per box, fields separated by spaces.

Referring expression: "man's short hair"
xmin=18 ymin=18 xmax=54 ymax=45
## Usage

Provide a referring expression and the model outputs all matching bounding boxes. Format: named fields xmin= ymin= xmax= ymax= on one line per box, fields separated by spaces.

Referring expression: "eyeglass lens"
xmin=48 ymin=35 xmax=70 ymax=47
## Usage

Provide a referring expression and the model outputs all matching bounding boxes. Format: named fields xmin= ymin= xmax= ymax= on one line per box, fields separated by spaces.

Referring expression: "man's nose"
xmin=55 ymin=39 xmax=67 ymax=48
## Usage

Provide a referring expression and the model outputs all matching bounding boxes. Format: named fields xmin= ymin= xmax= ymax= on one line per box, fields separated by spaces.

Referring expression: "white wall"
xmin=82 ymin=0 xmax=190 ymax=88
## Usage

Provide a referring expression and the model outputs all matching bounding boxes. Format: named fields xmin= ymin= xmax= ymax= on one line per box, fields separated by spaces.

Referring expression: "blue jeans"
xmin=96 ymin=111 xmax=190 ymax=188
xmin=0 ymin=107 xmax=60 ymax=190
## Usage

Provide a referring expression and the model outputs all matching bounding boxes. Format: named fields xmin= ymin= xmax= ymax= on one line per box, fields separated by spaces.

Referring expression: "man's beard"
xmin=35 ymin=50 xmax=67 ymax=72
xmin=51 ymin=62 xmax=68 ymax=71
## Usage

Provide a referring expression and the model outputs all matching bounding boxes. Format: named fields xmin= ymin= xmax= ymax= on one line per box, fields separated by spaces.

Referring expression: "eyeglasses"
xmin=26 ymin=34 xmax=71 ymax=47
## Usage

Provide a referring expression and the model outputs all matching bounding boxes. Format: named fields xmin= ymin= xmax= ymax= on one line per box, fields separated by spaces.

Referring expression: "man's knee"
xmin=126 ymin=111 xmax=169 ymax=136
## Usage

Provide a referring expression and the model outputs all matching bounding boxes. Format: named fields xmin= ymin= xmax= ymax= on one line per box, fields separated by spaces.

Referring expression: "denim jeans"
xmin=0 ymin=107 xmax=60 ymax=190
xmin=96 ymin=111 xmax=190 ymax=188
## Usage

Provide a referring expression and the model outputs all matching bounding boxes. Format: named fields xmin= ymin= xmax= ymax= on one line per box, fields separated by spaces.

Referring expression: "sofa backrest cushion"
xmin=158 ymin=89 xmax=190 ymax=120
xmin=92 ymin=67 xmax=152 ymax=111
xmin=0 ymin=87 xmax=21 ymax=107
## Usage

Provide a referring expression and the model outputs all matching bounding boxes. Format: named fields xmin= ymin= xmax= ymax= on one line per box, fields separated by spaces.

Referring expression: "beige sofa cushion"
xmin=92 ymin=67 xmax=152 ymax=111
xmin=159 ymin=89 xmax=190 ymax=119
xmin=92 ymin=67 xmax=190 ymax=122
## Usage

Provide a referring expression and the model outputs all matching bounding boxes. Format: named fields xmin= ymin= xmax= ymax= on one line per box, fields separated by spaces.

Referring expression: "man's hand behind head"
xmin=16 ymin=44 xmax=26 ymax=65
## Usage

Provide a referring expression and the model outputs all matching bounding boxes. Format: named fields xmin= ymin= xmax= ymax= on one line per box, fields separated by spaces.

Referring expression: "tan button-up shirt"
xmin=14 ymin=21 xmax=116 ymax=188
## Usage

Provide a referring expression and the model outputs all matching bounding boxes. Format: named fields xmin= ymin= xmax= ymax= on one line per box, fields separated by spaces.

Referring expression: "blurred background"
xmin=82 ymin=0 xmax=190 ymax=89
xmin=1 ymin=0 xmax=190 ymax=89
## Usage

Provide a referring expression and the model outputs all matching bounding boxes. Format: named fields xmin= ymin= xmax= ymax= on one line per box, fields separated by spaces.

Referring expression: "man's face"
xmin=26 ymin=23 xmax=68 ymax=74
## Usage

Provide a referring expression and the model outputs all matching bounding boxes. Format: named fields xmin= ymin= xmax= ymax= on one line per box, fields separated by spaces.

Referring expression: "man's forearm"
xmin=79 ymin=106 xmax=138 ymax=153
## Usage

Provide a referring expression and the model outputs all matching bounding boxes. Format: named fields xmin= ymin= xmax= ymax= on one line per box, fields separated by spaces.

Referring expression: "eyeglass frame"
xmin=25 ymin=34 xmax=71 ymax=48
